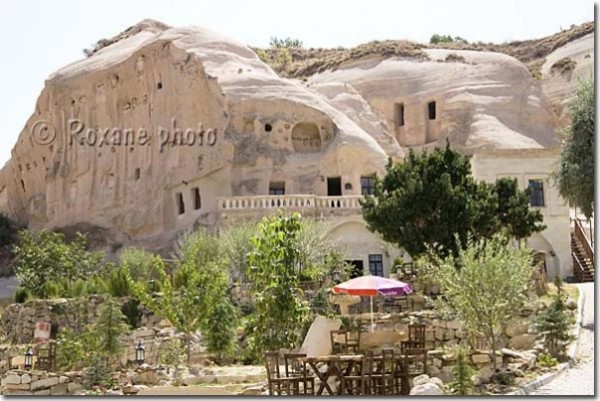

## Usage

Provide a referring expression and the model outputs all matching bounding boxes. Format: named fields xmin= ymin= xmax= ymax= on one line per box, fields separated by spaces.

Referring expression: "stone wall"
xmin=0 ymin=370 xmax=85 ymax=396
xmin=0 ymin=295 xmax=162 ymax=344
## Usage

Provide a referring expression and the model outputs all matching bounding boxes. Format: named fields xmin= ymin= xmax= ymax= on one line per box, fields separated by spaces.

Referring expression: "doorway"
xmin=327 ymin=177 xmax=342 ymax=196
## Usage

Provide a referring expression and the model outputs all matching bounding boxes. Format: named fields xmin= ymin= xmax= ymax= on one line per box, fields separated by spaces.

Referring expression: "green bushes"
xmin=450 ymin=347 xmax=474 ymax=395
xmin=535 ymin=277 xmax=574 ymax=357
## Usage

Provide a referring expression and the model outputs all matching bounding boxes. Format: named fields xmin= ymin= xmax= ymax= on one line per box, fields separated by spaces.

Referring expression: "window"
xmin=269 ymin=181 xmax=285 ymax=195
xmin=368 ymin=254 xmax=384 ymax=277
xmin=192 ymin=187 xmax=201 ymax=210
xmin=134 ymin=168 xmax=140 ymax=180
xmin=528 ymin=180 xmax=545 ymax=207
xmin=395 ymin=103 xmax=405 ymax=127
xmin=428 ymin=101 xmax=436 ymax=120
xmin=176 ymin=192 xmax=185 ymax=215
xmin=361 ymin=176 xmax=375 ymax=195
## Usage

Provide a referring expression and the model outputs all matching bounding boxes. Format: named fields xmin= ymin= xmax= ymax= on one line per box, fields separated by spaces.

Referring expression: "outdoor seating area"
xmin=265 ymin=322 xmax=429 ymax=396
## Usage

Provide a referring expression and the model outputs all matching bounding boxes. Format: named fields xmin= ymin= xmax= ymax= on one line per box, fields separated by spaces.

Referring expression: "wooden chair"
xmin=401 ymin=322 xmax=426 ymax=352
xmin=395 ymin=347 xmax=428 ymax=395
xmin=330 ymin=330 xmax=347 ymax=354
xmin=370 ymin=348 xmax=397 ymax=395
xmin=340 ymin=352 xmax=373 ymax=395
xmin=283 ymin=353 xmax=314 ymax=395
xmin=264 ymin=352 xmax=305 ymax=395
xmin=35 ymin=342 xmax=57 ymax=371
xmin=345 ymin=329 xmax=361 ymax=354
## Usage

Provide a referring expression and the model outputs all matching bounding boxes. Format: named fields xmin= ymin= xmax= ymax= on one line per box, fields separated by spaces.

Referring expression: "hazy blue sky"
xmin=0 ymin=0 xmax=594 ymax=166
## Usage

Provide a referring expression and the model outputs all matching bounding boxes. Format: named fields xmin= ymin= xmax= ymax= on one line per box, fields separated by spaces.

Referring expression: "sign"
xmin=34 ymin=321 xmax=51 ymax=344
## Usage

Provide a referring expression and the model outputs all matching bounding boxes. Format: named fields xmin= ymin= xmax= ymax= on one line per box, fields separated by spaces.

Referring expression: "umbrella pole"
xmin=370 ymin=296 xmax=374 ymax=332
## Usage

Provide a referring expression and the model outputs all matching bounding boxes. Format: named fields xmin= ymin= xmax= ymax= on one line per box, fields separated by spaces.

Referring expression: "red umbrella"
xmin=332 ymin=275 xmax=413 ymax=331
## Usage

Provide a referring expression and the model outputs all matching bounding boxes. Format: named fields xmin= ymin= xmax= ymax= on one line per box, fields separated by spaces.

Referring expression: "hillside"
xmin=257 ymin=21 xmax=594 ymax=79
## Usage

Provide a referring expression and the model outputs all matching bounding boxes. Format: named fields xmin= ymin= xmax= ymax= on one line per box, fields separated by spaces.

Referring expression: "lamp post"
xmin=24 ymin=348 xmax=33 ymax=370
xmin=331 ymin=268 xmax=341 ymax=284
xmin=135 ymin=341 xmax=145 ymax=366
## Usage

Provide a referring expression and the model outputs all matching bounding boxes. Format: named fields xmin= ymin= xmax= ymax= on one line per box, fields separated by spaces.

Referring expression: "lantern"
xmin=135 ymin=341 xmax=145 ymax=366
xmin=24 ymin=348 xmax=33 ymax=370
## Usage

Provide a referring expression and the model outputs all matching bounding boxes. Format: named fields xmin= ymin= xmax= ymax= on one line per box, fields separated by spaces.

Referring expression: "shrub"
xmin=204 ymin=296 xmax=238 ymax=361
xmin=534 ymin=276 xmax=574 ymax=357
xmin=57 ymin=327 xmax=99 ymax=371
xmin=95 ymin=296 xmax=130 ymax=364
xmin=83 ymin=354 xmax=111 ymax=389
xmin=450 ymin=347 xmax=474 ymax=395
xmin=158 ymin=338 xmax=186 ymax=368
xmin=14 ymin=286 xmax=29 ymax=303
xmin=120 ymin=298 xmax=142 ymax=329
xmin=256 ymin=49 xmax=270 ymax=64
xmin=269 ymin=37 xmax=303 ymax=49
xmin=537 ymin=352 xmax=558 ymax=367
xmin=492 ymin=371 xmax=515 ymax=386
xmin=100 ymin=265 xmax=133 ymax=297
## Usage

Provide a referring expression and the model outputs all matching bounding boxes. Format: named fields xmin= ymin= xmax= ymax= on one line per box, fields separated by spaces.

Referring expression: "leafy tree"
xmin=118 ymin=247 xmax=156 ymax=282
xmin=430 ymin=34 xmax=468 ymax=44
xmin=418 ymin=233 xmax=535 ymax=372
xmin=220 ymin=221 xmax=259 ymax=282
xmin=244 ymin=212 xmax=310 ymax=361
xmin=555 ymin=77 xmax=594 ymax=219
xmin=361 ymin=144 xmax=544 ymax=260
xmin=95 ymin=296 xmax=130 ymax=364
xmin=56 ymin=326 xmax=100 ymax=370
xmin=534 ymin=276 xmax=574 ymax=357
xmin=204 ymin=296 xmax=238 ymax=362
xmin=12 ymin=229 xmax=103 ymax=296
xmin=127 ymin=238 xmax=231 ymax=362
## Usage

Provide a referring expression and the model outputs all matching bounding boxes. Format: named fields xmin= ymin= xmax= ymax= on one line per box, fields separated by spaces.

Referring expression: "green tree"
xmin=534 ymin=276 xmax=574 ymax=357
xmin=127 ymin=236 xmax=232 ymax=362
xmin=418 ymin=233 xmax=535 ymax=372
xmin=95 ymin=296 xmax=130 ymax=365
xmin=220 ymin=221 xmax=259 ymax=282
xmin=361 ymin=143 xmax=544 ymax=259
xmin=119 ymin=247 xmax=156 ymax=282
xmin=555 ymin=77 xmax=594 ymax=219
xmin=244 ymin=212 xmax=310 ymax=361
xmin=12 ymin=229 xmax=103 ymax=296
xmin=204 ymin=297 xmax=238 ymax=362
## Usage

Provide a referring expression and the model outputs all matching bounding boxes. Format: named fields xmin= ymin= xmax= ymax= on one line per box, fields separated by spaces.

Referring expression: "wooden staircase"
xmin=571 ymin=219 xmax=594 ymax=282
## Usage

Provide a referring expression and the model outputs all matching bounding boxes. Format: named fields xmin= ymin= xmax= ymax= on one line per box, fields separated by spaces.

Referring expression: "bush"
xmin=204 ymin=296 xmax=238 ymax=361
xmin=120 ymin=298 xmax=142 ymax=329
xmin=57 ymin=327 xmax=99 ymax=371
xmin=535 ymin=276 xmax=574 ymax=357
xmin=83 ymin=354 xmax=111 ymax=389
xmin=269 ymin=37 xmax=303 ymax=49
xmin=158 ymin=338 xmax=186 ymax=368
xmin=14 ymin=286 xmax=29 ymax=303
xmin=537 ymin=352 xmax=558 ymax=367
xmin=492 ymin=371 xmax=515 ymax=386
xmin=450 ymin=347 xmax=474 ymax=395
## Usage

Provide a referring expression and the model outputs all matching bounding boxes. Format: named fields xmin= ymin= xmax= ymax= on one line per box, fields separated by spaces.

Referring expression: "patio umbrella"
xmin=332 ymin=275 xmax=413 ymax=331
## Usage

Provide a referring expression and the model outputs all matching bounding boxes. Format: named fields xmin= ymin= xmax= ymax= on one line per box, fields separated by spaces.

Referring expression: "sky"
xmin=0 ymin=0 xmax=594 ymax=167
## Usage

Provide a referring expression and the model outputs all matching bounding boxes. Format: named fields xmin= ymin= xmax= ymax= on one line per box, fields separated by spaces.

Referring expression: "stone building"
xmin=0 ymin=20 xmax=590 ymax=279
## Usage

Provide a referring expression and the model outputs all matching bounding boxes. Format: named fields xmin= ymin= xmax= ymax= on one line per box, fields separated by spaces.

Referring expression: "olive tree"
xmin=418 ymin=233 xmax=535 ymax=371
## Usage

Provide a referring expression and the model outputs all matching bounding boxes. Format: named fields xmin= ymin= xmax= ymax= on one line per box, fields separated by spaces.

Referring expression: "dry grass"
xmin=257 ymin=21 xmax=593 ymax=78
xmin=550 ymin=57 xmax=578 ymax=75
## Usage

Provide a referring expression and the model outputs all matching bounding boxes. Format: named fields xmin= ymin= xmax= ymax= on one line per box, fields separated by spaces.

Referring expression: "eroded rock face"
xmin=0 ymin=21 xmax=389 ymax=248
xmin=309 ymin=49 xmax=559 ymax=152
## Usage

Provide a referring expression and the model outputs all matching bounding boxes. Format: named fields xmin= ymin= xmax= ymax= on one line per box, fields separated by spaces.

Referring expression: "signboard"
xmin=34 ymin=321 xmax=51 ymax=344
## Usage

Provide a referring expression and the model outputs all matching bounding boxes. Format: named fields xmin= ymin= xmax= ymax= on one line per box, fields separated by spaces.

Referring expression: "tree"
xmin=95 ymin=296 xmax=130 ymax=364
xmin=269 ymin=37 xmax=303 ymax=48
xmin=534 ymin=276 xmax=574 ymax=357
xmin=361 ymin=143 xmax=544 ymax=260
xmin=126 ymin=231 xmax=233 ymax=363
xmin=220 ymin=221 xmax=259 ymax=282
xmin=451 ymin=346 xmax=475 ymax=395
xmin=555 ymin=77 xmax=594 ymax=219
xmin=244 ymin=212 xmax=310 ymax=360
xmin=418 ymin=233 xmax=535 ymax=372
xmin=12 ymin=229 xmax=103 ymax=296
xmin=204 ymin=297 xmax=238 ymax=362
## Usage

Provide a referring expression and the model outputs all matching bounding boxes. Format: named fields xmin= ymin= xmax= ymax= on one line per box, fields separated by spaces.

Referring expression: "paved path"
xmin=529 ymin=282 xmax=595 ymax=396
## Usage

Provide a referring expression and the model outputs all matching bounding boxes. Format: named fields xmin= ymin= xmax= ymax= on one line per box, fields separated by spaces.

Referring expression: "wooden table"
xmin=300 ymin=355 xmax=364 ymax=395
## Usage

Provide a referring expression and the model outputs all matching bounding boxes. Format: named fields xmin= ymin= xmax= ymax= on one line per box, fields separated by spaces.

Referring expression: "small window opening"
xmin=176 ymin=192 xmax=185 ymax=215
xmin=344 ymin=183 xmax=353 ymax=190
xmin=192 ymin=187 xmax=201 ymax=210
xmin=134 ymin=168 xmax=140 ymax=180
xmin=20 ymin=179 xmax=25 ymax=192
xmin=395 ymin=103 xmax=405 ymax=127
xmin=428 ymin=101 xmax=436 ymax=120
xmin=157 ymin=82 xmax=163 ymax=90
xmin=269 ymin=181 xmax=285 ymax=195
xmin=265 ymin=124 xmax=273 ymax=132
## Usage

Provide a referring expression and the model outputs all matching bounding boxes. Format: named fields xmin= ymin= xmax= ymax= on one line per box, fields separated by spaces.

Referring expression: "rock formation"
xmin=0 ymin=20 xmax=593 ymax=253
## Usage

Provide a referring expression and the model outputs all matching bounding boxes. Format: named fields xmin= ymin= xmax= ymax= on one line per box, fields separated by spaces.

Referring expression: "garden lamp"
xmin=24 ymin=348 xmax=33 ymax=370
xmin=135 ymin=341 xmax=145 ymax=366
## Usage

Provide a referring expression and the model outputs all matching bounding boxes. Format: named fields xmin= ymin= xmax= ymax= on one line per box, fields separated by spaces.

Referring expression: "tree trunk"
xmin=490 ymin=333 xmax=497 ymax=373
xmin=187 ymin=333 xmax=191 ymax=364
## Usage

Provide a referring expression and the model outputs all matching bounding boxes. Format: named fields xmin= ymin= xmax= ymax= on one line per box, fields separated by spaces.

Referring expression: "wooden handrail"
xmin=574 ymin=218 xmax=594 ymax=266
xmin=572 ymin=251 xmax=585 ymax=282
